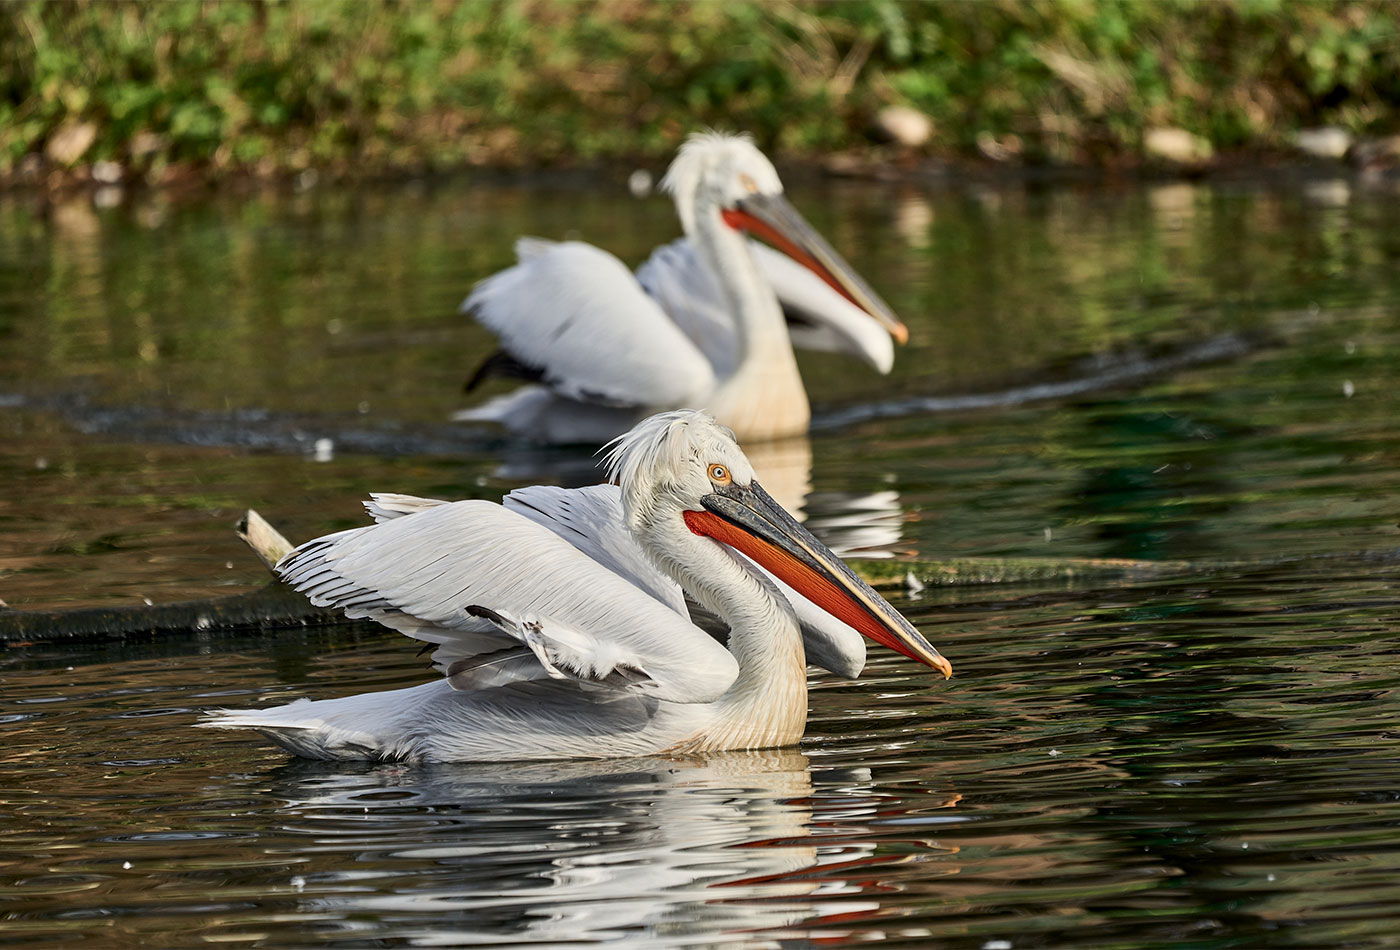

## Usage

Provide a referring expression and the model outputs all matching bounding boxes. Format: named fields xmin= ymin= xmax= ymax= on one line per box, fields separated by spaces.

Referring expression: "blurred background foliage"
xmin=2 ymin=0 xmax=1398 ymax=179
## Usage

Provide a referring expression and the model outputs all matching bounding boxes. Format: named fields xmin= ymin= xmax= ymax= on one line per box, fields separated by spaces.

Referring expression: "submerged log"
xmin=0 ymin=584 xmax=344 ymax=644
xmin=855 ymin=555 xmax=1193 ymax=588
xmin=0 ymin=510 xmax=336 ymax=645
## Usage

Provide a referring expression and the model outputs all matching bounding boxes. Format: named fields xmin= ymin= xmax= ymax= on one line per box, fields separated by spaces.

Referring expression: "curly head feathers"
xmin=660 ymin=132 xmax=784 ymax=237
xmin=603 ymin=410 xmax=755 ymax=528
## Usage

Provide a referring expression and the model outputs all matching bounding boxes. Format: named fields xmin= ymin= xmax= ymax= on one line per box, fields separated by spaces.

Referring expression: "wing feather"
xmin=503 ymin=483 xmax=686 ymax=615
xmin=275 ymin=499 xmax=737 ymax=704
xmin=463 ymin=239 xmax=716 ymax=409
xmin=364 ymin=493 xmax=449 ymax=523
xmin=634 ymin=239 xmax=740 ymax=377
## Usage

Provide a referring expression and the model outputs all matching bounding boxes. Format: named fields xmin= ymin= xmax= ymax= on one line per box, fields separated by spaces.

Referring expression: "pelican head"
xmin=660 ymin=132 xmax=908 ymax=345
xmin=606 ymin=410 xmax=951 ymax=677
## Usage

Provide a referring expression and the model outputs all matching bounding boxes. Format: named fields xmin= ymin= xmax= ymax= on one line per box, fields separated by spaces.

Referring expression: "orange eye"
xmin=709 ymin=464 xmax=730 ymax=483
xmin=738 ymin=173 xmax=758 ymax=193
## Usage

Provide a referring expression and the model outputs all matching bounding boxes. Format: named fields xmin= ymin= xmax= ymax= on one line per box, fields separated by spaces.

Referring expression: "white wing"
xmin=634 ymin=239 xmax=741 ymax=378
xmin=363 ymin=492 xmax=449 ymax=523
xmin=276 ymin=499 xmax=738 ymax=704
xmin=503 ymin=483 xmax=687 ymax=615
xmin=463 ymin=239 xmax=716 ymax=409
xmin=505 ymin=483 xmax=865 ymax=679
xmin=637 ymin=238 xmax=894 ymax=375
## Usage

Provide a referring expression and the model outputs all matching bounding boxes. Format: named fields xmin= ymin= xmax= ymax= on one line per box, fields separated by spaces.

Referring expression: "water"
xmin=3 ymin=171 xmax=1400 ymax=946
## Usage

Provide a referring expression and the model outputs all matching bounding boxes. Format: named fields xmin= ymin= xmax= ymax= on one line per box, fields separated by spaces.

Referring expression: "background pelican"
xmin=455 ymin=133 xmax=908 ymax=444
xmin=204 ymin=410 xmax=950 ymax=762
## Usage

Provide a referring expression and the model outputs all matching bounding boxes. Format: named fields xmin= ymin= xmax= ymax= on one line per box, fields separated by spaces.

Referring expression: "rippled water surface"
xmin=3 ymin=171 xmax=1400 ymax=946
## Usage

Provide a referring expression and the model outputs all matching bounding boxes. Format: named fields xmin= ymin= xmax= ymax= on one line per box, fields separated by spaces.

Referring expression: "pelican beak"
xmin=684 ymin=480 xmax=951 ymax=678
xmin=723 ymin=193 xmax=909 ymax=345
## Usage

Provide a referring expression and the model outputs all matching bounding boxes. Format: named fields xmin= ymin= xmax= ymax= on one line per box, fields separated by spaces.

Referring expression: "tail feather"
xmin=199 ymin=693 xmax=423 ymax=761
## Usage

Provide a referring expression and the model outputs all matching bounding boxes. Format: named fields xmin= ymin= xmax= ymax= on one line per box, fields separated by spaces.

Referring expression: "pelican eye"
xmin=708 ymin=464 xmax=731 ymax=484
xmin=738 ymin=173 xmax=758 ymax=194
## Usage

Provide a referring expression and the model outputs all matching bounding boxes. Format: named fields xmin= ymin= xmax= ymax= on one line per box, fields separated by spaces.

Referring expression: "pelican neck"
xmin=689 ymin=205 xmax=811 ymax=440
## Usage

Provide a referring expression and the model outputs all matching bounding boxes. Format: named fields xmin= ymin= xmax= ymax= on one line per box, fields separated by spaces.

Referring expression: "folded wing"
xmin=462 ymin=239 xmax=716 ymax=409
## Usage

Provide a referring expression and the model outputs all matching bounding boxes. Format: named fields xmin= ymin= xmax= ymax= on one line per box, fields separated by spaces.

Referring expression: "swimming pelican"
xmin=204 ymin=410 xmax=950 ymax=762
xmin=454 ymin=133 xmax=908 ymax=444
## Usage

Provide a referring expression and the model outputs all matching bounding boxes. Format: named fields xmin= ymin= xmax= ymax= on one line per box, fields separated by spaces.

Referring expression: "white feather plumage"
xmin=456 ymin=132 xmax=901 ymax=443
xmin=202 ymin=410 xmax=895 ymax=762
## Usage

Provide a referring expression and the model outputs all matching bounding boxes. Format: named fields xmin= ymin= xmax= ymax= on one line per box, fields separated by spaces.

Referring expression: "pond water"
xmin=2 ymin=169 xmax=1400 ymax=946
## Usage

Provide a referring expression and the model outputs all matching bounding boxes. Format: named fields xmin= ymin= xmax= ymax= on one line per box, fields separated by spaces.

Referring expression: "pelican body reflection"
xmin=260 ymin=750 xmax=919 ymax=945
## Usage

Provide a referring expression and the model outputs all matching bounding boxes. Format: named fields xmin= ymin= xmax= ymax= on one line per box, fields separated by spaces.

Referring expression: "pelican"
xmin=204 ymin=410 xmax=950 ymax=762
xmin=455 ymin=133 xmax=909 ymax=444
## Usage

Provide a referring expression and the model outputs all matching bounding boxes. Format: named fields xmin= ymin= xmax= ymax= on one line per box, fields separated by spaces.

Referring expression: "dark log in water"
xmin=0 ymin=510 xmax=336 ymax=645
xmin=0 ymin=584 xmax=344 ymax=644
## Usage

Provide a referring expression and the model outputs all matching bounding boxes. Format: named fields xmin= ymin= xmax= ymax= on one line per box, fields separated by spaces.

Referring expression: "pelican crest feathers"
xmin=603 ymin=409 xmax=753 ymax=529
xmin=660 ymin=132 xmax=783 ymax=237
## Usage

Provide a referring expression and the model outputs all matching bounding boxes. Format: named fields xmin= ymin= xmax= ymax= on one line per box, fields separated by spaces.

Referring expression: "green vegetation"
xmin=2 ymin=0 xmax=1397 ymax=181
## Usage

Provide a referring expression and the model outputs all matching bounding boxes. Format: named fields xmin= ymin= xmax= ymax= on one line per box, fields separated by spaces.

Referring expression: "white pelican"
xmin=204 ymin=410 xmax=950 ymax=762
xmin=454 ymin=133 xmax=909 ymax=444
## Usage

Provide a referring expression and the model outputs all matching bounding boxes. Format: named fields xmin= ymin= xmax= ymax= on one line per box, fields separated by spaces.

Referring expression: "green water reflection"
xmin=3 ymin=175 xmax=1400 ymax=607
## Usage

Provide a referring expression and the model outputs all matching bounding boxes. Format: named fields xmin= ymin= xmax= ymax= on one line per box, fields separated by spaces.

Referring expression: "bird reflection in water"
xmin=264 ymin=749 xmax=962 ymax=945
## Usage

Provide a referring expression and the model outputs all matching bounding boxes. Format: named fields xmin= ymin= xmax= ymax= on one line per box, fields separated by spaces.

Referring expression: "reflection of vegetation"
xmin=3 ymin=2 xmax=1398 ymax=177
xmin=2 ymin=175 xmax=1397 ymax=607
xmin=2 ymin=177 xmax=1394 ymax=423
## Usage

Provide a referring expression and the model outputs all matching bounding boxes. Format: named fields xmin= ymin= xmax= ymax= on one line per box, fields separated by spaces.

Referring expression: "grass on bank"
xmin=2 ymin=0 xmax=1398 ymax=181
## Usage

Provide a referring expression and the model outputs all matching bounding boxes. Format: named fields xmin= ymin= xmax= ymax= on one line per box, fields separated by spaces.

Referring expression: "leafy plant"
xmin=1 ymin=0 xmax=1396 ymax=177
